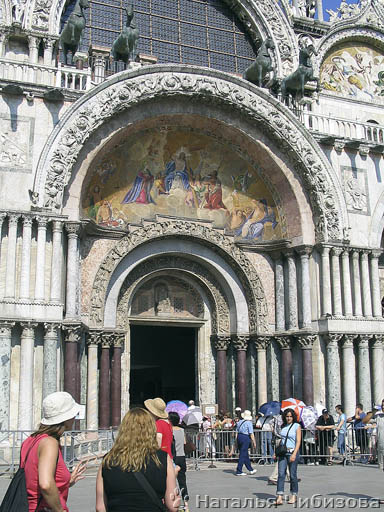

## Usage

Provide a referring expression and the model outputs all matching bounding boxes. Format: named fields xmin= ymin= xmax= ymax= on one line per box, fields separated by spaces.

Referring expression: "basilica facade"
xmin=0 ymin=0 xmax=384 ymax=431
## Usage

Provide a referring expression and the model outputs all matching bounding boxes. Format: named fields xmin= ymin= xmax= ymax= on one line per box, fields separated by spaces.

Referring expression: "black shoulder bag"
xmin=133 ymin=471 xmax=167 ymax=512
xmin=275 ymin=423 xmax=294 ymax=457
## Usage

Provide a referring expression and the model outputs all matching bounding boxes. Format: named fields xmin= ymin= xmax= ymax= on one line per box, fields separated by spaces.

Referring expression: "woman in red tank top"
xmin=21 ymin=391 xmax=87 ymax=512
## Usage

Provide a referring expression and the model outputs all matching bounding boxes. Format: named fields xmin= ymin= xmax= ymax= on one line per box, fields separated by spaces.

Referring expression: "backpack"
xmin=0 ymin=437 xmax=42 ymax=512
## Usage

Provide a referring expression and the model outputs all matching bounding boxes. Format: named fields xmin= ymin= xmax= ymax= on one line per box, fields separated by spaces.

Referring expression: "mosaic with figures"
xmin=82 ymin=128 xmax=282 ymax=242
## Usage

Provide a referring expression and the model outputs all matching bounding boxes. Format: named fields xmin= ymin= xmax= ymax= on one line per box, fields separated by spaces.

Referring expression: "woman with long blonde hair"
xmin=96 ymin=408 xmax=179 ymax=512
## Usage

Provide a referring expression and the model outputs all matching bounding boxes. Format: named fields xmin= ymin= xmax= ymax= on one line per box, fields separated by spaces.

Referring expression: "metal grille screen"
xmin=61 ymin=0 xmax=257 ymax=75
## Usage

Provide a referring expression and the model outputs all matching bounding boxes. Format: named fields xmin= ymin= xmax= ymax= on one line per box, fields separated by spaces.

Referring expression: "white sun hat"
xmin=41 ymin=392 xmax=81 ymax=425
xmin=241 ymin=410 xmax=253 ymax=421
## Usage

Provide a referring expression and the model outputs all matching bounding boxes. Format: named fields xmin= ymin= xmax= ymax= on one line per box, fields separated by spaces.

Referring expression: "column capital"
xmin=27 ymin=35 xmax=39 ymax=48
xmin=212 ymin=334 xmax=231 ymax=351
xmin=65 ymin=222 xmax=82 ymax=238
xmin=270 ymin=251 xmax=284 ymax=261
xmin=341 ymin=247 xmax=350 ymax=257
xmin=35 ymin=215 xmax=48 ymax=228
xmin=331 ymin=246 xmax=343 ymax=257
xmin=232 ymin=334 xmax=249 ymax=351
xmin=112 ymin=332 xmax=125 ymax=348
xmin=295 ymin=245 xmax=313 ymax=257
xmin=372 ymin=334 xmax=384 ymax=347
xmin=342 ymin=334 xmax=356 ymax=347
xmin=325 ymin=333 xmax=343 ymax=346
xmin=21 ymin=215 xmax=33 ymax=227
xmin=52 ymin=220 xmax=63 ymax=232
xmin=357 ymin=334 xmax=372 ymax=347
xmin=319 ymin=244 xmax=332 ymax=255
xmin=100 ymin=332 xmax=114 ymax=349
xmin=7 ymin=213 xmax=19 ymax=226
xmin=284 ymin=249 xmax=295 ymax=259
xmin=252 ymin=335 xmax=272 ymax=350
xmin=62 ymin=322 xmax=82 ymax=343
xmin=0 ymin=321 xmax=15 ymax=336
xmin=44 ymin=322 xmax=60 ymax=337
xmin=276 ymin=335 xmax=292 ymax=350
xmin=358 ymin=143 xmax=370 ymax=156
xmin=296 ymin=334 xmax=317 ymax=349
xmin=360 ymin=250 xmax=370 ymax=260
xmin=43 ymin=36 xmax=55 ymax=49
xmin=351 ymin=249 xmax=361 ymax=259
xmin=87 ymin=329 xmax=102 ymax=347
xmin=20 ymin=321 xmax=38 ymax=337
xmin=370 ymin=249 xmax=382 ymax=259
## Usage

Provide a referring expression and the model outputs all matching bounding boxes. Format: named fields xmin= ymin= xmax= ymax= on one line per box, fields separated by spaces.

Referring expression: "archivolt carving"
xmin=115 ymin=259 xmax=229 ymax=334
xmin=34 ymin=67 xmax=343 ymax=241
xmin=89 ymin=219 xmax=268 ymax=333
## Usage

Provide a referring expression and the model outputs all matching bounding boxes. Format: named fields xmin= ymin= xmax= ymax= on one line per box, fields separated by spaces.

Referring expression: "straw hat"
xmin=41 ymin=392 xmax=80 ymax=425
xmin=144 ymin=397 xmax=168 ymax=419
xmin=241 ymin=410 xmax=253 ymax=421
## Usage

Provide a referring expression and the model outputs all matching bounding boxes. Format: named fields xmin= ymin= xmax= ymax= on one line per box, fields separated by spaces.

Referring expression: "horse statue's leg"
xmin=257 ymin=65 xmax=262 ymax=87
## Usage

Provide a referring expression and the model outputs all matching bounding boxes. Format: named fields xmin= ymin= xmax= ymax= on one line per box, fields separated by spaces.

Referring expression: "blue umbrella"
xmin=165 ymin=400 xmax=188 ymax=420
xmin=259 ymin=401 xmax=281 ymax=416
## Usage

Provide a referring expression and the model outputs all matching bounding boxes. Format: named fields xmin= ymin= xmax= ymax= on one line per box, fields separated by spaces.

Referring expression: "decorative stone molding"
xmin=342 ymin=334 xmax=356 ymax=347
xmin=21 ymin=215 xmax=33 ymax=227
xmin=20 ymin=321 xmax=38 ymax=337
xmin=87 ymin=329 xmax=102 ymax=347
xmin=115 ymin=255 xmax=229 ymax=334
xmin=296 ymin=334 xmax=317 ymax=349
xmin=276 ymin=335 xmax=292 ymax=350
xmin=252 ymin=335 xmax=272 ymax=350
xmin=325 ymin=333 xmax=343 ymax=347
xmin=43 ymin=322 xmax=59 ymax=337
xmin=357 ymin=334 xmax=372 ymax=347
xmin=0 ymin=321 xmax=15 ymax=336
xmin=212 ymin=334 xmax=231 ymax=351
xmin=35 ymin=215 xmax=48 ymax=228
xmin=232 ymin=334 xmax=249 ymax=351
xmin=334 ymin=139 xmax=345 ymax=153
xmin=100 ymin=332 xmax=113 ymax=349
xmin=372 ymin=334 xmax=384 ymax=347
xmin=90 ymin=220 xmax=267 ymax=332
xmin=33 ymin=66 xmax=344 ymax=241
xmin=62 ymin=323 xmax=82 ymax=343
xmin=7 ymin=213 xmax=19 ymax=227
xmin=65 ymin=222 xmax=81 ymax=238
xmin=112 ymin=332 xmax=125 ymax=348
xmin=359 ymin=144 xmax=370 ymax=157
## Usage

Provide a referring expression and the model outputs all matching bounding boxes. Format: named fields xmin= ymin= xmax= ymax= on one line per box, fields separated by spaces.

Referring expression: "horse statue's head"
xmin=79 ymin=0 xmax=90 ymax=10
xmin=265 ymin=38 xmax=275 ymax=51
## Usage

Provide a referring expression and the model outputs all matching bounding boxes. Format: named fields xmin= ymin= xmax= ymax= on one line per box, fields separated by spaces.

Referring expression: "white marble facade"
xmin=0 ymin=0 xmax=384 ymax=430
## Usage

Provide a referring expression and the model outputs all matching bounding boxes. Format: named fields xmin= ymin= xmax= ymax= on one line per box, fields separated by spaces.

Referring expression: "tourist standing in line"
xmin=144 ymin=397 xmax=174 ymax=459
xmin=274 ymin=408 xmax=301 ymax=506
xmin=363 ymin=399 xmax=384 ymax=468
xmin=22 ymin=391 xmax=86 ymax=512
xmin=316 ymin=409 xmax=335 ymax=465
xmin=234 ymin=410 xmax=257 ymax=476
xmin=169 ymin=412 xmax=190 ymax=511
xmin=96 ymin=408 xmax=179 ymax=512
xmin=348 ymin=403 xmax=368 ymax=463
xmin=335 ymin=404 xmax=347 ymax=461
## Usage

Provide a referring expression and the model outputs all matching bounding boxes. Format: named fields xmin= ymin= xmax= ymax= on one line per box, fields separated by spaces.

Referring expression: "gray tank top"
xmin=173 ymin=428 xmax=185 ymax=456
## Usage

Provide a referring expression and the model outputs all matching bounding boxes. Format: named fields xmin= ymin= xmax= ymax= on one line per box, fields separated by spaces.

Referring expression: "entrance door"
xmin=130 ymin=325 xmax=196 ymax=407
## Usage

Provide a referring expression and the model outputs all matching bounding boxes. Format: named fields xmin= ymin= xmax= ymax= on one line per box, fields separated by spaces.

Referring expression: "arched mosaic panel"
xmin=81 ymin=127 xmax=283 ymax=243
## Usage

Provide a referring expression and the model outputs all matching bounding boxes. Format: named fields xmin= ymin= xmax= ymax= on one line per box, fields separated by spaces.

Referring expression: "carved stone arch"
xmin=89 ymin=220 xmax=267 ymax=333
xmin=33 ymin=66 xmax=346 ymax=242
xmin=115 ymin=257 xmax=231 ymax=335
xmin=315 ymin=26 xmax=384 ymax=76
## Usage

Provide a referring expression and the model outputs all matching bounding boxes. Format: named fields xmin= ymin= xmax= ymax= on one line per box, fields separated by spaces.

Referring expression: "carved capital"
xmin=7 ymin=214 xmax=19 ymax=227
xmin=276 ymin=335 xmax=292 ymax=350
xmin=333 ymin=139 xmax=345 ymax=153
xmin=112 ymin=332 xmax=125 ymax=348
xmin=52 ymin=220 xmax=63 ymax=233
xmin=27 ymin=35 xmax=39 ymax=49
xmin=44 ymin=322 xmax=60 ymax=338
xmin=0 ymin=321 xmax=15 ymax=336
xmin=100 ymin=332 xmax=113 ymax=349
xmin=87 ymin=329 xmax=102 ymax=347
xmin=342 ymin=334 xmax=356 ymax=348
xmin=22 ymin=215 xmax=33 ymax=228
xmin=321 ymin=245 xmax=331 ymax=256
xmin=212 ymin=334 xmax=231 ymax=351
xmin=351 ymin=249 xmax=360 ymax=260
xmin=0 ymin=212 xmax=6 ymax=225
xmin=324 ymin=333 xmax=343 ymax=347
xmin=331 ymin=247 xmax=343 ymax=257
xmin=62 ymin=323 xmax=82 ymax=343
xmin=35 ymin=216 xmax=48 ymax=228
xmin=372 ymin=334 xmax=384 ymax=348
xmin=252 ymin=335 xmax=271 ymax=350
xmin=358 ymin=334 xmax=371 ymax=348
xmin=43 ymin=37 xmax=54 ymax=49
xmin=65 ymin=222 xmax=81 ymax=239
xmin=232 ymin=334 xmax=249 ymax=351
xmin=361 ymin=250 xmax=370 ymax=260
xmin=296 ymin=334 xmax=317 ymax=349
xmin=295 ymin=245 xmax=313 ymax=257
xmin=341 ymin=248 xmax=350 ymax=259
xmin=370 ymin=249 xmax=382 ymax=260
xmin=20 ymin=321 xmax=38 ymax=338
xmin=358 ymin=144 xmax=370 ymax=157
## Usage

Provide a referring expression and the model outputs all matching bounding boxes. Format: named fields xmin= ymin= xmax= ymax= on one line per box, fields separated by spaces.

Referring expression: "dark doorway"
xmin=130 ymin=325 xmax=196 ymax=407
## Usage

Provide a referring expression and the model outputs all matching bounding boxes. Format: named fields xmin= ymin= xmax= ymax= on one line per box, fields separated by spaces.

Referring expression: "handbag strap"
xmin=133 ymin=471 xmax=167 ymax=512
xmin=282 ymin=423 xmax=295 ymax=447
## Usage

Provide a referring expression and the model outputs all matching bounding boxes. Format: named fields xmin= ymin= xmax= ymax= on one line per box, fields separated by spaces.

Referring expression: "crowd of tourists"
xmin=3 ymin=392 xmax=384 ymax=511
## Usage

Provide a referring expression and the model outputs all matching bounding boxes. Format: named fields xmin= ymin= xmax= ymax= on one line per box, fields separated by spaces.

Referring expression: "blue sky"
xmin=322 ymin=0 xmax=359 ymax=20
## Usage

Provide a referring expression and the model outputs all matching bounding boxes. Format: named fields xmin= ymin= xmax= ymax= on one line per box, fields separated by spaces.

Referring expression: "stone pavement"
xmin=0 ymin=461 xmax=383 ymax=510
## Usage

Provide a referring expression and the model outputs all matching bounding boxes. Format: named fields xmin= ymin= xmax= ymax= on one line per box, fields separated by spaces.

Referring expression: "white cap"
xmin=41 ymin=392 xmax=81 ymax=425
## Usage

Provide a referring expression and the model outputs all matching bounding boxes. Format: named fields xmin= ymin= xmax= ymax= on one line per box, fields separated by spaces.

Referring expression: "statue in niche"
xmin=243 ymin=38 xmax=275 ymax=88
xmin=111 ymin=4 xmax=139 ymax=67
xmin=297 ymin=0 xmax=316 ymax=18
xmin=11 ymin=0 xmax=26 ymax=23
xmin=155 ymin=284 xmax=172 ymax=315
xmin=60 ymin=0 xmax=89 ymax=66
xmin=280 ymin=39 xmax=319 ymax=103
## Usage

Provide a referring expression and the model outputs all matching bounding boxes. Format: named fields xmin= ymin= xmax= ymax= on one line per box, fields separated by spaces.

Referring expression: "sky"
xmin=322 ymin=0 xmax=359 ymax=20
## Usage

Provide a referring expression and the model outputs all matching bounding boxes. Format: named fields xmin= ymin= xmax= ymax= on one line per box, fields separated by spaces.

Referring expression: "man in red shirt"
xmin=144 ymin=397 xmax=174 ymax=459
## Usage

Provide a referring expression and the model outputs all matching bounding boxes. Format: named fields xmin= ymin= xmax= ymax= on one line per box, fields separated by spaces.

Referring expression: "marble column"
xmin=321 ymin=246 xmax=332 ymax=316
xmin=0 ymin=213 xmax=6 ymax=268
xmin=286 ymin=251 xmax=298 ymax=330
xmin=18 ymin=322 xmax=38 ymax=430
xmin=5 ymin=214 xmax=19 ymax=299
xmin=351 ymin=250 xmax=362 ymax=316
xmin=50 ymin=220 xmax=63 ymax=303
xmin=372 ymin=335 xmax=384 ymax=403
xmin=277 ymin=336 xmax=293 ymax=399
xmin=341 ymin=249 xmax=353 ymax=316
xmin=298 ymin=247 xmax=312 ymax=329
xmin=34 ymin=216 xmax=48 ymax=301
xmin=213 ymin=335 xmax=231 ymax=413
xmin=324 ymin=334 xmax=342 ymax=413
xmin=99 ymin=334 xmax=111 ymax=429
xmin=297 ymin=334 xmax=316 ymax=406
xmin=361 ymin=251 xmax=372 ymax=317
xmin=357 ymin=335 xmax=372 ymax=409
xmin=43 ymin=323 xmax=59 ymax=399
xmin=273 ymin=254 xmax=285 ymax=331
xmin=0 ymin=321 xmax=15 ymax=430
xmin=111 ymin=333 xmax=123 ymax=428
xmin=28 ymin=35 xmax=39 ymax=64
xmin=253 ymin=336 xmax=271 ymax=407
xmin=62 ymin=323 xmax=81 ymax=401
xmin=43 ymin=37 xmax=54 ymax=66
xmin=87 ymin=330 xmax=100 ymax=430
xmin=232 ymin=334 xmax=249 ymax=411
xmin=65 ymin=223 xmax=81 ymax=319
xmin=19 ymin=216 xmax=33 ymax=299
xmin=370 ymin=250 xmax=382 ymax=318
xmin=341 ymin=335 xmax=357 ymax=416
xmin=331 ymin=247 xmax=343 ymax=316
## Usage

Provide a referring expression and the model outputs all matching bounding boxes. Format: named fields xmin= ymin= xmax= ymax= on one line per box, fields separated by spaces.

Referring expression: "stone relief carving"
xmin=341 ymin=166 xmax=370 ymax=216
xmin=32 ymin=0 xmax=52 ymax=30
xmin=115 ymin=256 xmax=230 ymax=334
xmin=90 ymin=220 xmax=268 ymax=333
xmin=37 ymin=69 xmax=341 ymax=241
xmin=326 ymin=0 xmax=369 ymax=23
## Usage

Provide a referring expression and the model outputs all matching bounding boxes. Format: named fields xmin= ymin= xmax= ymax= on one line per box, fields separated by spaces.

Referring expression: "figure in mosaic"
xmin=111 ymin=4 xmax=139 ymax=66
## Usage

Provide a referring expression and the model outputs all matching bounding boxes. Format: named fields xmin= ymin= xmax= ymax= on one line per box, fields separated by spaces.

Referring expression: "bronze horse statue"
xmin=280 ymin=44 xmax=319 ymax=103
xmin=243 ymin=38 xmax=275 ymax=87
xmin=60 ymin=0 xmax=89 ymax=66
xmin=111 ymin=4 xmax=139 ymax=67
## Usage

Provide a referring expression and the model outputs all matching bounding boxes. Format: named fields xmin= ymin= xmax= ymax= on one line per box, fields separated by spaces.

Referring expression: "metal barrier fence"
xmin=0 ymin=425 xmax=377 ymax=475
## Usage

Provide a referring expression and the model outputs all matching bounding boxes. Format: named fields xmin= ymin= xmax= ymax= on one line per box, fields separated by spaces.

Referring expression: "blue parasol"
xmin=259 ymin=401 xmax=281 ymax=417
